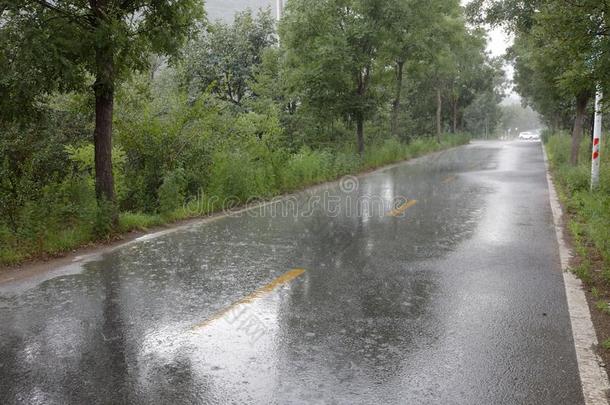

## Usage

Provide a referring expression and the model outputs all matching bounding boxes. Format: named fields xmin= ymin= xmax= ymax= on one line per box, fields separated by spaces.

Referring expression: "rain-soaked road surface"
xmin=0 ymin=141 xmax=584 ymax=404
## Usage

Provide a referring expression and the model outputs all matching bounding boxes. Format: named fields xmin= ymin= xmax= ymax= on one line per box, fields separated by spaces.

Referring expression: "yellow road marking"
xmin=442 ymin=175 xmax=457 ymax=184
xmin=192 ymin=268 xmax=306 ymax=330
xmin=387 ymin=200 xmax=418 ymax=217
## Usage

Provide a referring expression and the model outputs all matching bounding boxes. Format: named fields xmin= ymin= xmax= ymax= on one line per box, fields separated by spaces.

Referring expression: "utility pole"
xmin=485 ymin=115 xmax=489 ymax=140
xmin=591 ymin=12 xmax=604 ymax=191
xmin=276 ymin=0 xmax=284 ymax=46
xmin=591 ymin=89 xmax=603 ymax=190
xmin=276 ymin=0 xmax=284 ymax=21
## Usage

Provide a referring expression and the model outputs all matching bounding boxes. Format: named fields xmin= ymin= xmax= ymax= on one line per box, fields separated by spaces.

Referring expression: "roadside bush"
xmin=330 ymin=150 xmax=361 ymax=177
xmin=408 ymin=138 xmax=429 ymax=156
xmin=364 ymin=138 xmax=410 ymax=168
xmin=546 ymin=133 xmax=571 ymax=165
xmin=558 ymin=164 xmax=590 ymax=193
xmin=118 ymin=212 xmax=164 ymax=233
xmin=0 ymin=65 xmax=472 ymax=267
xmin=546 ymin=133 xmax=610 ymax=284
xmin=281 ymin=147 xmax=334 ymax=190
xmin=208 ymin=147 xmax=277 ymax=203
xmin=158 ymin=168 xmax=188 ymax=216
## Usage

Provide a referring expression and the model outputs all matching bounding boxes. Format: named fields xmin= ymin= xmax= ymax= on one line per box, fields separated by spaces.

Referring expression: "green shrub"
xmin=558 ymin=165 xmax=590 ymax=193
xmin=546 ymin=133 xmax=572 ymax=166
xmin=331 ymin=150 xmax=360 ymax=177
xmin=158 ymin=168 xmax=187 ymax=216
xmin=364 ymin=138 xmax=409 ymax=168
xmin=208 ymin=148 xmax=277 ymax=202
xmin=0 ymin=81 xmax=471 ymax=266
xmin=572 ymin=261 xmax=593 ymax=285
xmin=93 ymin=199 xmax=117 ymax=238
xmin=596 ymin=300 xmax=610 ymax=315
xmin=546 ymin=133 xmax=610 ymax=289
xmin=118 ymin=212 xmax=164 ymax=232
xmin=281 ymin=147 xmax=334 ymax=190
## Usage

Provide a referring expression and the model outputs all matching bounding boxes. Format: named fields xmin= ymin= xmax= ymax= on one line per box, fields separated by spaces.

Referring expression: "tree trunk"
xmin=355 ymin=67 xmax=369 ymax=156
xmin=552 ymin=114 xmax=560 ymax=132
xmin=452 ymin=96 xmax=458 ymax=134
xmin=391 ymin=60 xmax=404 ymax=137
xmin=94 ymin=87 xmax=114 ymax=203
xmin=570 ymin=93 xmax=589 ymax=166
xmin=356 ymin=115 xmax=365 ymax=156
xmin=436 ymin=87 xmax=442 ymax=143
xmin=93 ymin=42 xmax=116 ymax=217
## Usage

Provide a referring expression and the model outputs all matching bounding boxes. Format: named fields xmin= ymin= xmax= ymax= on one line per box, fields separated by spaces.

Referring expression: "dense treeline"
xmin=470 ymin=0 xmax=610 ymax=164
xmin=0 ymin=0 xmax=501 ymax=264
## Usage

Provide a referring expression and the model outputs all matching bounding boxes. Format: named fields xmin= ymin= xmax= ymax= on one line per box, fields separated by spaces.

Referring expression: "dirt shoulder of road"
xmin=563 ymin=211 xmax=610 ymax=378
xmin=0 ymin=144 xmax=467 ymax=284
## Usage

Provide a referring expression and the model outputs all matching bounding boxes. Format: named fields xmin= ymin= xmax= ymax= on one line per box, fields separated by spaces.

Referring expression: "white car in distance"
xmin=518 ymin=131 xmax=541 ymax=141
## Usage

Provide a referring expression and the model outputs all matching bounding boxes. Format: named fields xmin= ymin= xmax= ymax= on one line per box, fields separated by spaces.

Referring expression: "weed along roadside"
xmin=0 ymin=135 xmax=469 ymax=269
xmin=545 ymin=131 xmax=610 ymax=378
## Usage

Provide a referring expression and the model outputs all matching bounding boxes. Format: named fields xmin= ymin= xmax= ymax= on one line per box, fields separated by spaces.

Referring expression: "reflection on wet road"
xmin=0 ymin=141 xmax=583 ymax=404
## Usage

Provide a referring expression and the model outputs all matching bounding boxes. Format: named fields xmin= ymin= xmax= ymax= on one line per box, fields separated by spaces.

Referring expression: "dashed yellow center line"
xmin=387 ymin=200 xmax=418 ymax=217
xmin=442 ymin=175 xmax=457 ymax=184
xmin=192 ymin=268 xmax=306 ymax=330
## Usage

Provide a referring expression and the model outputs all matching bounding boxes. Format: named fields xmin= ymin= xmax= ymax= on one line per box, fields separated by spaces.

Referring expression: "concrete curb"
xmin=543 ymin=145 xmax=610 ymax=405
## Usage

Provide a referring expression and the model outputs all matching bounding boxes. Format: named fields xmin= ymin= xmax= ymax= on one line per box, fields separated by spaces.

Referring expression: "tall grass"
xmin=546 ymin=132 xmax=610 ymax=282
xmin=0 ymin=135 xmax=469 ymax=266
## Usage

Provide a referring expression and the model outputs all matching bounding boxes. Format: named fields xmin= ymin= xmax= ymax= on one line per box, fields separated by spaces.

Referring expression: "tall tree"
xmin=183 ymin=9 xmax=276 ymax=107
xmin=383 ymin=0 xmax=431 ymax=137
xmin=447 ymin=29 xmax=502 ymax=134
xmin=280 ymin=0 xmax=388 ymax=155
xmin=532 ymin=2 xmax=597 ymax=165
xmin=424 ymin=2 xmax=467 ymax=141
xmin=383 ymin=0 xmax=468 ymax=141
xmin=0 ymin=0 xmax=203 ymax=213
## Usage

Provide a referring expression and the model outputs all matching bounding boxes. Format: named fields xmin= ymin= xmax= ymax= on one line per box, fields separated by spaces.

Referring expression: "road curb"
xmin=543 ymin=145 xmax=610 ymax=405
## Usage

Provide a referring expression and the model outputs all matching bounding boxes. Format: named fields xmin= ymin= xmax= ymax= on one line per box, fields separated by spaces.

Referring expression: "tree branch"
xmin=28 ymin=0 xmax=90 ymax=28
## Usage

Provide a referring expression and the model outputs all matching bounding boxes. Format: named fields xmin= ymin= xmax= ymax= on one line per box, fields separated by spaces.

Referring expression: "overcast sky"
xmin=488 ymin=28 xmax=512 ymax=57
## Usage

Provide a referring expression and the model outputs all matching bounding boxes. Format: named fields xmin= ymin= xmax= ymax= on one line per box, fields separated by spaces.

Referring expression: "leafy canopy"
xmin=0 ymin=0 xmax=204 ymax=121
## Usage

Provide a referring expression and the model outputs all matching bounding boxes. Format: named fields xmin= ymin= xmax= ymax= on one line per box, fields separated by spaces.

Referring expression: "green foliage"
xmin=158 ymin=169 xmax=188 ymax=216
xmin=597 ymin=301 xmax=610 ymax=316
xmin=1 ymin=2 xmax=488 ymax=266
xmin=546 ymin=133 xmax=610 ymax=289
xmin=591 ymin=287 xmax=601 ymax=299
xmin=364 ymin=138 xmax=411 ymax=168
xmin=65 ymin=143 xmax=128 ymax=203
xmin=118 ymin=212 xmax=164 ymax=233
xmin=0 ymin=0 xmax=204 ymax=119
xmin=183 ymin=9 xmax=276 ymax=105
xmin=573 ymin=261 xmax=593 ymax=285
xmin=472 ymin=0 xmax=606 ymax=139
xmin=208 ymin=148 xmax=274 ymax=202
xmin=281 ymin=0 xmax=396 ymax=150
xmin=281 ymin=148 xmax=336 ymax=190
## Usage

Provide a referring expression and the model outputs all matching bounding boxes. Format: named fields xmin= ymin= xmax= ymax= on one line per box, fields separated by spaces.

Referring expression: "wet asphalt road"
xmin=0 ymin=141 xmax=584 ymax=404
